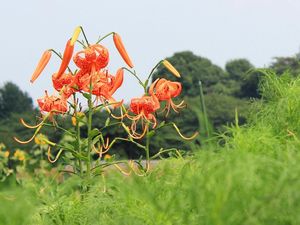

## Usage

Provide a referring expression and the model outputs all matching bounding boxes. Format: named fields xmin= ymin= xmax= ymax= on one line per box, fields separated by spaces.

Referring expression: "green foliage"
xmin=0 ymin=143 xmax=13 ymax=181
xmin=270 ymin=55 xmax=300 ymax=76
xmin=222 ymin=70 xmax=300 ymax=154
xmin=205 ymin=93 xmax=249 ymax=129
xmin=0 ymin=82 xmax=33 ymax=119
xmin=0 ymin=112 xmax=36 ymax=151
xmin=224 ymin=58 xmax=256 ymax=97
xmin=225 ymin=58 xmax=253 ymax=80
xmin=0 ymin=182 xmax=37 ymax=225
xmin=0 ymin=82 xmax=38 ymax=152
xmin=239 ymin=70 xmax=262 ymax=98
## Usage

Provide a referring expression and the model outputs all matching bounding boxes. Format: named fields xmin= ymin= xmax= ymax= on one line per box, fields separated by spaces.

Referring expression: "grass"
xmin=1 ymin=71 xmax=300 ymax=225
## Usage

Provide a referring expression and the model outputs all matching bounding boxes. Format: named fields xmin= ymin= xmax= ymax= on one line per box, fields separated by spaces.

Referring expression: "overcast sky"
xmin=1 ymin=0 xmax=300 ymax=103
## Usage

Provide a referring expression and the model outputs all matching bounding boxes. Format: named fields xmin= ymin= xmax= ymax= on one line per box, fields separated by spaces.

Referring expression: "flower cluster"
xmin=126 ymin=77 xmax=185 ymax=138
xmin=30 ymin=28 xmax=128 ymax=117
xmin=15 ymin=27 xmax=198 ymax=178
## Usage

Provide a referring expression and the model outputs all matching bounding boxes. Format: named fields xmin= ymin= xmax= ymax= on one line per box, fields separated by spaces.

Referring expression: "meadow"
xmin=1 ymin=71 xmax=300 ymax=225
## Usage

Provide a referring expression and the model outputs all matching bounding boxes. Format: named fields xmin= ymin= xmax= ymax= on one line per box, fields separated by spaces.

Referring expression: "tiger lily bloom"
xmin=37 ymin=91 xmax=68 ymax=115
xmin=52 ymin=72 xmax=77 ymax=98
xmin=149 ymin=78 xmax=185 ymax=116
xmin=128 ymin=95 xmax=160 ymax=139
xmin=73 ymin=44 xmax=109 ymax=72
xmin=75 ymin=68 xmax=124 ymax=107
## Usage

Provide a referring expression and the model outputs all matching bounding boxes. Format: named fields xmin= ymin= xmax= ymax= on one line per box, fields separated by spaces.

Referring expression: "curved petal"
xmin=109 ymin=68 xmax=124 ymax=95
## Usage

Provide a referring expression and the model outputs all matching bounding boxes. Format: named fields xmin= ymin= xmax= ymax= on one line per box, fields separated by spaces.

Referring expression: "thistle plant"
xmin=14 ymin=26 xmax=198 ymax=180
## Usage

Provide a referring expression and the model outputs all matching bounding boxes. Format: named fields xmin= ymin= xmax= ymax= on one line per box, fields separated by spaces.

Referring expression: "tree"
xmin=239 ymin=70 xmax=262 ymax=98
xmin=224 ymin=59 xmax=255 ymax=97
xmin=0 ymin=82 xmax=33 ymax=119
xmin=270 ymin=56 xmax=300 ymax=76
xmin=225 ymin=59 xmax=253 ymax=81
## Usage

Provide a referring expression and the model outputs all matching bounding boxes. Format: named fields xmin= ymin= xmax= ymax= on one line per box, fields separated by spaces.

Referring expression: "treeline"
xmin=0 ymin=51 xmax=298 ymax=157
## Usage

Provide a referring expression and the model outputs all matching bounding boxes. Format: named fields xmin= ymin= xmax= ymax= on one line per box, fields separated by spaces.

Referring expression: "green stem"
xmin=80 ymin=26 xmax=90 ymax=46
xmin=146 ymin=60 xmax=163 ymax=83
xmin=96 ymin=32 xmax=114 ymax=44
xmin=43 ymin=123 xmax=75 ymax=137
xmin=50 ymin=49 xmax=73 ymax=74
xmin=73 ymin=94 xmax=83 ymax=177
xmin=76 ymin=40 xmax=87 ymax=48
xmin=150 ymin=148 xmax=178 ymax=159
xmin=122 ymin=67 xmax=146 ymax=92
xmin=86 ymin=94 xmax=93 ymax=179
xmin=145 ymin=125 xmax=150 ymax=172
xmin=199 ymin=81 xmax=210 ymax=138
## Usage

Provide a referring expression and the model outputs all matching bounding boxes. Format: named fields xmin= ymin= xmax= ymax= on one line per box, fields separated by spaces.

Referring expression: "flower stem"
xmin=122 ymin=67 xmax=147 ymax=93
xmin=145 ymin=124 xmax=150 ymax=172
xmin=73 ymin=94 xmax=83 ymax=177
xmin=50 ymin=49 xmax=73 ymax=74
xmin=96 ymin=32 xmax=114 ymax=44
xmin=146 ymin=60 xmax=163 ymax=82
xmin=80 ymin=26 xmax=90 ymax=46
xmin=86 ymin=94 xmax=93 ymax=179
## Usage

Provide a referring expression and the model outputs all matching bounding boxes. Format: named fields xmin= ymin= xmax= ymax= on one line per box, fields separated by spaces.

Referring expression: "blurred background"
xmin=1 ymin=0 xmax=300 ymax=157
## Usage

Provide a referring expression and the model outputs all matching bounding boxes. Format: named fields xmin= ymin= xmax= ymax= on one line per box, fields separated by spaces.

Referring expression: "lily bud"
xmin=113 ymin=33 xmax=134 ymax=68
xmin=30 ymin=50 xmax=52 ymax=83
xmin=70 ymin=26 xmax=81 ymax=46
xmin=162 ymin=60 xmax=181 ymax=78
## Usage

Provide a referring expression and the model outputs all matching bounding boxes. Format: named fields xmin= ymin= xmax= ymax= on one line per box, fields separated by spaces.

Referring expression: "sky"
xmin=1 ymin=0 xmax=300 ymax=104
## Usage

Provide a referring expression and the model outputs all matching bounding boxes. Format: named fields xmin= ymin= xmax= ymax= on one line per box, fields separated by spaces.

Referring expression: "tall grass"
xmin=222 ymin=71 xmax=300 ymax=155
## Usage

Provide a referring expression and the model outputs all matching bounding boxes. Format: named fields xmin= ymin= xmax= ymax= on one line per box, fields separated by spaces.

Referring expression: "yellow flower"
xmin=34 ymin=133 xmax=48 ymax=145
xmin=19 ymin=154 xmax=25 ymax=161
xmin=4 ymin=151 xmax=9 ymax=158
xmin=104 ymin=154 xmax=112 ymax=160
xmin=14 ymin=150 xmax=25 ymax=161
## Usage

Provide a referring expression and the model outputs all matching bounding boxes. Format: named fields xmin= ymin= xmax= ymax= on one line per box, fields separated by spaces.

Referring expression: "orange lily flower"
xmin=149 ymin=78 xmax=185 ymax=116
xmin=52 ymin=72 xmax=77 ymax=98
xmin=128 ymin=95 xmax=160 ymax=139
xmin=73 ymin=44 xmax=109 ymax=72
xmin=37 ymin=91 xmax=68 ymax=114
xmin=75 ymin=68 xmax=124 ymax=106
